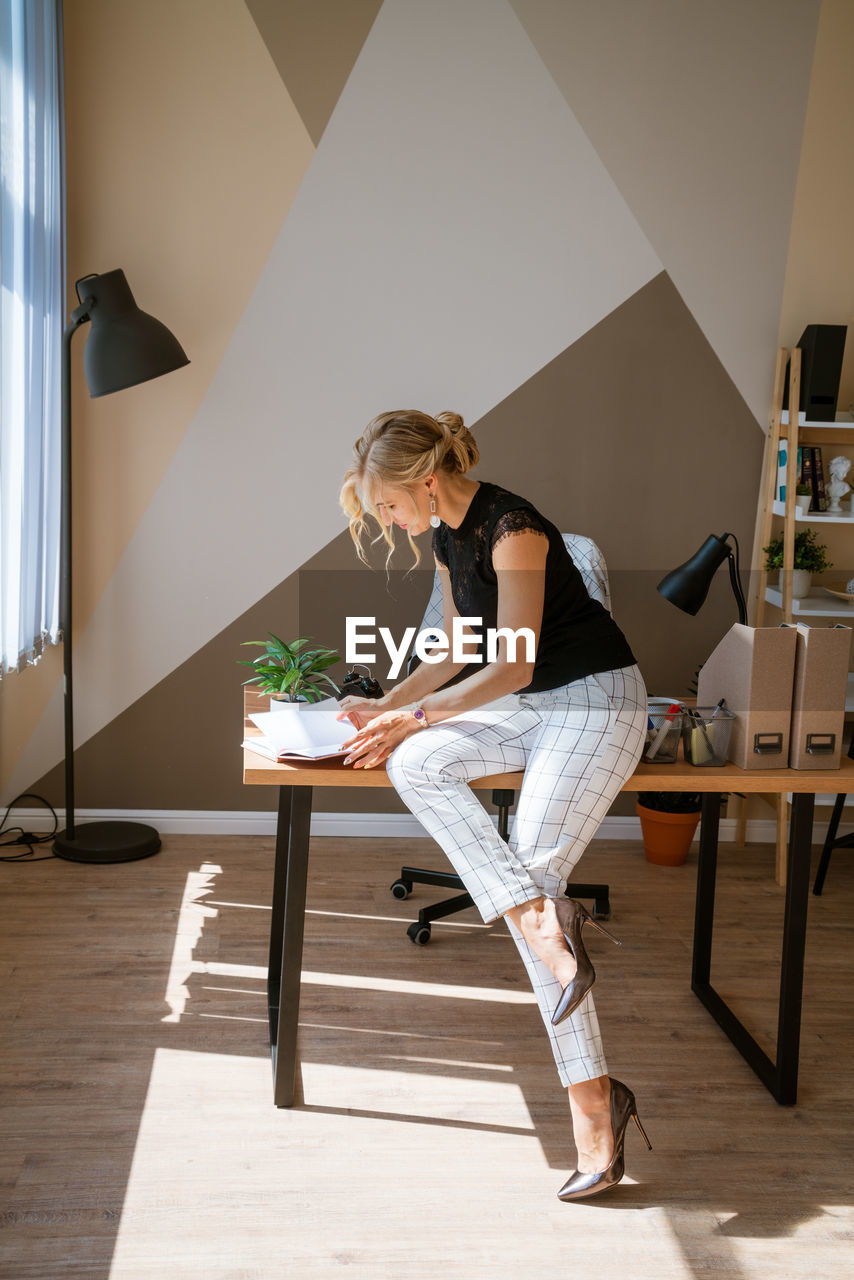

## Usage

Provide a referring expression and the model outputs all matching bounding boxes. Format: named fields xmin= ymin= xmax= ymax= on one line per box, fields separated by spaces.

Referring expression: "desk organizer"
xmin=642 ymin=698 xmax=684 ymax=763
xmin=682 ymin=707 xmax=736 ymax=766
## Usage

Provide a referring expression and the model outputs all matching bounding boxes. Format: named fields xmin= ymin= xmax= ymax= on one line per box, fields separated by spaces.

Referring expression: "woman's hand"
xmin=341 ymin=708 xmax=419 ymax=769
xmin=336 ymin=695 xmax=383 ymax=731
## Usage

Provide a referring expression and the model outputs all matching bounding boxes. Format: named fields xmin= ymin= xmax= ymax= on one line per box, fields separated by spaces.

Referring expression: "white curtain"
xmin=0 ymin=0 xmax=64 ymax=676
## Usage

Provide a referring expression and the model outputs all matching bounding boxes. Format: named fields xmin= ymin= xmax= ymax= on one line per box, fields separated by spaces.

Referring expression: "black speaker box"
xmin=782 ymin=324 xmax=848 ymax=422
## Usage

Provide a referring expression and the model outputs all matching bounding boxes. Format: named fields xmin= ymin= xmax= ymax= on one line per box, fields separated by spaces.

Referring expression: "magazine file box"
xmin=696 ymin=624 xmax=797 ymax=769
xmin=781 ymin=623 xmax=851 ymax=769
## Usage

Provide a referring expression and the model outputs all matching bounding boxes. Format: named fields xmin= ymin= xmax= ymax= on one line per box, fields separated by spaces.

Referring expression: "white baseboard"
xmin=7 ymin=807 xmax=853 ymax=843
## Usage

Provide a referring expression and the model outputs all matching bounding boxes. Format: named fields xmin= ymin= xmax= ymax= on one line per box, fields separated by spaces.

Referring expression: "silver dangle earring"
xmin=429 ymin=492 xmax=440 ymax=529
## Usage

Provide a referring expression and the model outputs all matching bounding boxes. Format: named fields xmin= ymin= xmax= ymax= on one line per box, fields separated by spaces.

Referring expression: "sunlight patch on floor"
xmin=302 ymin=970 xmax=537 ymax=1003
xmin=162 ymin=864 xmax=223 ymax=1022
xmin=108 ymin=1048 xmax=697 ymax=1280
xmin=162 ymin=865 xmax=528 ymax=1032
xmin=308 ymin=906 xmax=492 ymax=929
xmin=298 ymin=1020 xmax=504 ymax=1046
xmin=205 ymin=899 xmax=271 ymax=910
xmin=382 ymin=1055 xmax=514 ymax=1072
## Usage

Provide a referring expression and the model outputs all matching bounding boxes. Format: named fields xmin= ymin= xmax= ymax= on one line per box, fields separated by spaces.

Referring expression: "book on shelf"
xmin=800 ymin=447 xmax=813 ymax=506
xmin=776 ymin=439 xmax=803 ymax=502
xmin=811 ymin=447 xmax=828 ymax=512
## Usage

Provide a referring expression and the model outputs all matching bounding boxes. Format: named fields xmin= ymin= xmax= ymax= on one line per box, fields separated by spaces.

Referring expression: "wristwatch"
xmin=410 ymin=705 xmax=430 ymax=728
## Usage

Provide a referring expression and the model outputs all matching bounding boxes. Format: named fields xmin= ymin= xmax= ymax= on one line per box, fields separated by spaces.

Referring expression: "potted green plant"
xmin=239 ymin=634 xmax=341 ymax=707
xmin=636 ymin=790 xmax=702 ymax=866
xmin=762 ymin=528 xmax=832 ymax=599
xmin=795 ymin=482 xmax=812 ymax=516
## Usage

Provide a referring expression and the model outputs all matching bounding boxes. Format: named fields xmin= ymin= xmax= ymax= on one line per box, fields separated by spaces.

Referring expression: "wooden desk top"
xmin=243 ymin=691 xmax=854 ymax=794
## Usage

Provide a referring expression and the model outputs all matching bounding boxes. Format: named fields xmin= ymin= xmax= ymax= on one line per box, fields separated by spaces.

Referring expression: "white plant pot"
xmin=791 ymin=569 xmax=812 ymax=599
xmin=795 ymin=495 xmax=811 ymax=515
xmin=270 ymin=696 xmax=308 ymax=712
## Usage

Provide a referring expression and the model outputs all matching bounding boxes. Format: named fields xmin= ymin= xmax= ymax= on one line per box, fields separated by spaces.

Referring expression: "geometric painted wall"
xmin=2 ymin=0 xmax=827 ymax=815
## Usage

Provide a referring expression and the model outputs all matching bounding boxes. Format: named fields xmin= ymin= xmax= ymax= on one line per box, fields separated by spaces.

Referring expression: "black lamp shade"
xmin=76 ymin=269 xmax=189 ymax=397
xmin=657 ymin=534 xmax=731 ymax=615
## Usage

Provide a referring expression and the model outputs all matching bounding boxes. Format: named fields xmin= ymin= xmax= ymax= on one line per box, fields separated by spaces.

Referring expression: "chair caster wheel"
xmin=407 ymin=922 xmax=431 ymax=945
xmin=390 ymin=879 xmax=411 ymax=900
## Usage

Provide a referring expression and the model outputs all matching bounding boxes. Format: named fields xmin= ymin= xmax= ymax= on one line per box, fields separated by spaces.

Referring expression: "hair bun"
xmin=435 ymin=411 xmax=479 ymax=474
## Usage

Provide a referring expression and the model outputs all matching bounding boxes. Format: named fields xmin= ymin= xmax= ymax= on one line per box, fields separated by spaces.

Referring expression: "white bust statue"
xmin=827 ymin=455 xmax=851 ymax=514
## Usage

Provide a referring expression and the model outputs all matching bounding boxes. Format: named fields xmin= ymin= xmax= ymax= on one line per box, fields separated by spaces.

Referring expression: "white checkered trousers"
xmin=386 ymin=663 xmax=648 ymax=1086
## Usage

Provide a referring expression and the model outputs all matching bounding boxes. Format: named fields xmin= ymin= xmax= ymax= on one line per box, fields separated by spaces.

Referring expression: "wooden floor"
xmin=1 ymin=831 xmax=852 ymax=1279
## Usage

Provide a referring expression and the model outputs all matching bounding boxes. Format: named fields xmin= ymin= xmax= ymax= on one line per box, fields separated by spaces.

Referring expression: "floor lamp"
xmin=53 ymin=269 xmax=189 ymax=863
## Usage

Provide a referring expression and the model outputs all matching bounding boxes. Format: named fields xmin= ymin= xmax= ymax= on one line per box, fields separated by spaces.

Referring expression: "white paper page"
xmin=249 ymin=698 xmax=352 ymax=753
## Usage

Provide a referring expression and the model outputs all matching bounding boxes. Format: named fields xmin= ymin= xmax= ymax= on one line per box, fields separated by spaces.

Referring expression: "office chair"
xmin=391 ymin=533 xmax=614 ymax=943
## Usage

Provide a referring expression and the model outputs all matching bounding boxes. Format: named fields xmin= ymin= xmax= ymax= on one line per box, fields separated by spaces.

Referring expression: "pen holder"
xmin=682 ymin=707 xmax=736 ymax=766
xmin=642 ymin=698 xmax=684 ymax=763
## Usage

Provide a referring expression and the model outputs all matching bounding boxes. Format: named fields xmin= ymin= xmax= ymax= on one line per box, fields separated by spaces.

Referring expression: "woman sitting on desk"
xmin=337 ymin=409 xmax=651 ymax=1202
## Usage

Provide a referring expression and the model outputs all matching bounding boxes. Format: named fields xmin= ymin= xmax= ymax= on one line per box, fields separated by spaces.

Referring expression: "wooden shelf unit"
xmin=753 ymin=348 xmax=854 ymax=626
xmin=744 ymin=348 xmax=854 ymax=881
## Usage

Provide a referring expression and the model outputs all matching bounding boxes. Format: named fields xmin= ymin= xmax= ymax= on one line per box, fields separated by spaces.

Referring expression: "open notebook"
xmin=243 ymin=698 xmax=353 ymax=761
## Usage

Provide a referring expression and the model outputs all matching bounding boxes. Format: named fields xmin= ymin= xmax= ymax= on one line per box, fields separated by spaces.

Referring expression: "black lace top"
xmin=432 ymin=482 xmax=636 ymax=692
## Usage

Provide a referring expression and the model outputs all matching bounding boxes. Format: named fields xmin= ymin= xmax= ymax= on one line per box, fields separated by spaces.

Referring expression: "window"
xmin=0 ymin=0 xmax=64 ymax=676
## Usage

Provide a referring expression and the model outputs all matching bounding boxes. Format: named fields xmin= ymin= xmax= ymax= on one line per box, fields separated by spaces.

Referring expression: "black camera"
xmin=338 ymin=665 xmax=383 ymax=700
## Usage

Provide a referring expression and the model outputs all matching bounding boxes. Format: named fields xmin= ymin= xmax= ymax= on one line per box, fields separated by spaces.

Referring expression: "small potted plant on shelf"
xmin=239 ymin=634 xmax=341 ymax=708
xmin=636 ymin=790 xmax=702 ymax=866
xmin=762 ymin=527 xmax=832 ymax=600
xmin=795 ymin=483 xmax=813 ymax=516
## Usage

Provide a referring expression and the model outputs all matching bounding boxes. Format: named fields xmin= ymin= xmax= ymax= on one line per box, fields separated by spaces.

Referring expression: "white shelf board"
xmin=772 ymin=501 xmax=854 ymax=523
xmin=781 ymin=410 xmax=854 ymax=428
xmin=764 ymin=586 xmax=854 ymax=617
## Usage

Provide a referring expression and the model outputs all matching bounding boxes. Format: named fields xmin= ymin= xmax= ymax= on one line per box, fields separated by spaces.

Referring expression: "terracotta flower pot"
xmin=636 ymin=801 xmax=701 ymax=866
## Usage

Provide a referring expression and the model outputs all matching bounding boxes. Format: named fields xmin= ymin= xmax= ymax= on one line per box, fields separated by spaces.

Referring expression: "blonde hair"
xmin=339 ymin=409 xmax=479 ymax=565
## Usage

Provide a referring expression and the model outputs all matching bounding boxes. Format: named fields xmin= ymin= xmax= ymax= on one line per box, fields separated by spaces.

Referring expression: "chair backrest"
xmin=418 ymin=532 xmax=611 ymax=635
xmin=561 ymin=532 xmax=611 ymax=612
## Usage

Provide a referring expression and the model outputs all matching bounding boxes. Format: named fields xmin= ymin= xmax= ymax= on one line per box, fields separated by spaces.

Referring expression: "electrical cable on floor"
xmin=0 ymin=793 xmax=58 ymax=862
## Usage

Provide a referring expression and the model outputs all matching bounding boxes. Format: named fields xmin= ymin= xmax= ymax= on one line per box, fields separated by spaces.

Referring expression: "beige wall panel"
xmin=510 ymin=0 xmax=820 ymax=424
xmin=29 ymin=274 xmax=761 ymax=817
xmin=778 ymin=0 xmax=854 ymax=411
xmin=0 ymin=0 xmax=314 ymax=797
xmin=245 ymin=0 xmax=383 ymax=144
xmin=63 ymin=0 xmax=313 ymax=634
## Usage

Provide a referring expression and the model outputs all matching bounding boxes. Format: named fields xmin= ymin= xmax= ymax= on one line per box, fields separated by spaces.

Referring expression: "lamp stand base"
xmin=54 ymin=820 xmax=161 ymax=863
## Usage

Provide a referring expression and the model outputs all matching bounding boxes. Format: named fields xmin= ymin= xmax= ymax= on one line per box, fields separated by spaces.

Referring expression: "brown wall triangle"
xmin=245 ymin=0 xmax=383 ymax=145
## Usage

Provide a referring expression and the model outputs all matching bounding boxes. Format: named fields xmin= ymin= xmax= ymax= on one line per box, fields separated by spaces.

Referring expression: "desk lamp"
xmin=657 ymin=532 xmax=748 ymax=625
xmin=53 ymin=270 xmax=189 ymax=863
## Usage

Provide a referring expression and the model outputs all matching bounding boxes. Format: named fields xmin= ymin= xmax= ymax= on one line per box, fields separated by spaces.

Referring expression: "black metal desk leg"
xmin=267 ymin=785 xmax=292 ymax=1054
xmin=268 ymin=784 xmax=312 ymax=1107
xmin=692 ymin=792 xmax=721 ymax=990
xmin=812 ymin=791 xmax=845 ymax=896
xmin=691 ymin=788 xmax=816 ymax=1104
xmin=776 ymin=792 xmax=815 ymax=1104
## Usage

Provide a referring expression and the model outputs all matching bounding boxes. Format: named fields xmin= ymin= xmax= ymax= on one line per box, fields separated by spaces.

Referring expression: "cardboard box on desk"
xmin=781 ymin=622 xmax=850 ymax=769
xmin=696 ymin=624 xmax=797 ymax=768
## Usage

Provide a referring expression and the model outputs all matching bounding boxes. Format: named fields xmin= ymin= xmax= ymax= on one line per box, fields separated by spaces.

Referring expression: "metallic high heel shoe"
xmin=557 ymin=1077 xmax=652 ymax=1202
xmin=550 ymin=897 xmax=621 ymax=1026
